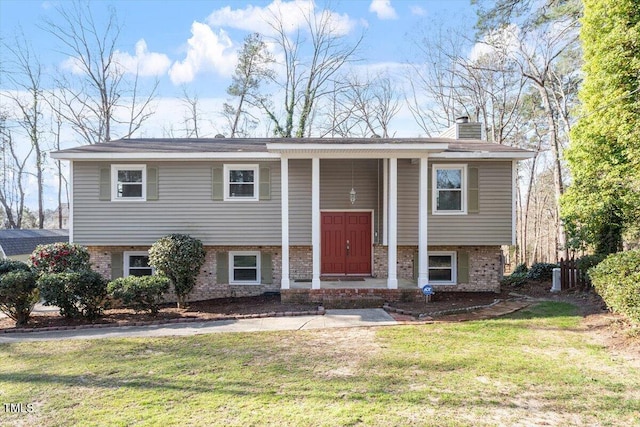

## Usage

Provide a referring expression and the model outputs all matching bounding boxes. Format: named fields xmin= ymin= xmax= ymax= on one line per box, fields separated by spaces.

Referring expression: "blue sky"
xmin=0 ymin=1 xmax=478 ymax=210
xmin=1 ymin=0 xmax=476 ymax=102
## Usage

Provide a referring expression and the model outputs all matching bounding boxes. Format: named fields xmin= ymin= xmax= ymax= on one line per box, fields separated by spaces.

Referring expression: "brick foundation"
xmin=88 ymin=244 xmax=502 ymax=303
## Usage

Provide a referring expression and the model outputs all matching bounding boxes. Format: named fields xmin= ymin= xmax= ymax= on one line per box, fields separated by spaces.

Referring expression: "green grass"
xmin=1 ymin=302 xmax=638 ymax=426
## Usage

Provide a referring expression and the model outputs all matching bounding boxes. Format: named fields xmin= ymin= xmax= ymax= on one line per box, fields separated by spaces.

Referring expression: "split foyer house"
xmin=51 ymin=120 xmax=533 ymax=303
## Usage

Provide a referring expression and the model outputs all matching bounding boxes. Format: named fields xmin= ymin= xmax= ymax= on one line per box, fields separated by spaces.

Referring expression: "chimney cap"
xmin=455 ymin=116 xmax=469 ymax=124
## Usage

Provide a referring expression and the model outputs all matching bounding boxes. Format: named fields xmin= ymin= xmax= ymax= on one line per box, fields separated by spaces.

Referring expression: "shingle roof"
xmin=0 ymin=229 xmax=69 ymax=257
xmin=52 ymin=137 xmax=532 ymax=155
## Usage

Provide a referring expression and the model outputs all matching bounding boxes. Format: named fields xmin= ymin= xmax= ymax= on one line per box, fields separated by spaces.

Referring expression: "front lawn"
xmin=1 ymin=302 xmax=638 ymax=426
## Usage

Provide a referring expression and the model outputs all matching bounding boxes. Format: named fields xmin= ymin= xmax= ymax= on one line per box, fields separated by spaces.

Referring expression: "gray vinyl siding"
xmin=73 ymin=161 xmax=281 ymax=246
xmin=398 ymin=160 xmax=513 ymax=245
xmin=320 ymin=159 xmax=381 ymax=244
xmin=288 ymin=159 xmax=381 ymax=245
xmin=289 ymin=159 xmax=312 ymax=245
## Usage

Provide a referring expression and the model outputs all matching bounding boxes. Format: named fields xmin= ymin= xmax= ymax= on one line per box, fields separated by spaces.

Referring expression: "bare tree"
xmin=181 ymin=87 xmax=202 ymax=138
xmin=0 ymin=113 xmax=31 ymax=229
xmin=223 ymin=33 xmax=274 ymax=138
xmin=261 ymin=4 xmax=362 ymax=137
xmin=318 ymin=73 xmax=400 ymax=137
xmin=2 ymin=35 xmax=46 ymax=228
xmin=44 ymin=0 xmax=157 ymax=143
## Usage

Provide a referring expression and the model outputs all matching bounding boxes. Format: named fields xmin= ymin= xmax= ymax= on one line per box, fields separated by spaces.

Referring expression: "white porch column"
xmin=280 ymin=157 xmax=290 ymax=289
xmin=311 ymin=157 xmax=321 ymax=289
xmin=387 ymin=157 xmax=398 ymax=289
xmin=382 ymin=159 xmax=388 ymax=246
xmin=418 ymin=156 xmax=429 ymax=287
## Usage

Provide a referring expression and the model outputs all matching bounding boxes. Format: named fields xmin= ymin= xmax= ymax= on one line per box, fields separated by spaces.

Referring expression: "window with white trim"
xmin=428 ymin=251 xmax=457 ymax=284
xmin=112 ymin=165 xmax=146 ymax=201
xmin=229 ymin=251 xmax=260 ymax=284
xmin=124 ymin=251 xmax=154 ymax=277
xmin=224 ymin=164 xmax=258 ymax=201
xmin=433 ymin=164 xmax=467 ymax=214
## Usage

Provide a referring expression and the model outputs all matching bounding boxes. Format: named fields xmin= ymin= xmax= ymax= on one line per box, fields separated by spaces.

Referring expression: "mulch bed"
xmin=0 ymin=294 xmax=319 ymax=332
xmin=0 ymin=282 xmax=610 ymax=332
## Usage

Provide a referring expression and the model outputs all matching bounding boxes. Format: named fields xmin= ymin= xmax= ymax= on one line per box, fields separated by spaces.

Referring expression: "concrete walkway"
xmin=0 ymin=309 xmax=398 ymax=343
xmin=0 ymin=299 xmax=532 ymax=344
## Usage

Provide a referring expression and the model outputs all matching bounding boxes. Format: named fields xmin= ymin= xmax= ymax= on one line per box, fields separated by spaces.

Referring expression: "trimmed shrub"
xmin=38 ymin=270 xmax=108 ymax=319
xmin=0 ymin=270 xmax=39 ymax=326
xmin=30 ymin=242 xmax=91 ymax=274
xmin=500 ymin=272 xmax=527 ymax=287
xmin=576 ymin=254 xmax=606 ymax=285
xmin=590 ymin=250 xmax=640 ymax=324
xmin=108 ymin=276 xmax=170 ymax=314
xmin=0 ymin=259 xmax=32 ymax=275
xmin=513 ymin=263 xmax=529 ymax=275
xmin=148 ymin=234 xmax=206 ymax=308
xmin=526 ymin=263 xmax=559 ymax=281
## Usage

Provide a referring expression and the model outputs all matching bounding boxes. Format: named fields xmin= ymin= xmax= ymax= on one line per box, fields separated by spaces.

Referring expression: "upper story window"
xmin=224 ymin=164 xmax=258 ymax=201
xmin=124 ymin=251 xmax=154 ymax=277
xmin=433 ymin=164 xmax=467 ymax=214
xmin=112 ymin=165 xmax=146 ymax=201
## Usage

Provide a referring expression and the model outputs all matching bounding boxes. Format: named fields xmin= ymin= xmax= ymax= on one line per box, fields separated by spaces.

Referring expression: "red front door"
xmin=321 ymin=212 xmax=371 ymax=275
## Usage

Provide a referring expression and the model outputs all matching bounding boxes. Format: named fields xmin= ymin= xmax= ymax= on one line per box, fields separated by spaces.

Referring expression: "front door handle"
xmin=346 ymin=240 xmax=350 ymax=256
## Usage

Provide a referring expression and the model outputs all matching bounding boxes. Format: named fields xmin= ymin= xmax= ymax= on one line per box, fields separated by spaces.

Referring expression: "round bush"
xmin=108 ymin=276 xmax=170 ymax=314
xmin=30 ymin=242 xmax=91 ymax=274
xmin=0 ymin=270 xmax=39 ymax=326
xmin=590 ymin=250 xmax=640 ymax=324
xmin=38 ymin=270 xmax=107 ymax=319
xmin=0 ymin=259 xmax=32 ymax=275
xmin=148 ymin=234 xmax=205 ymax=308
xmin=526 ymin=263 xmax=559 ymax=281
xmin=512 ymin=263 xmax=529 ymax=275
xmin=500 ymin=272 xmax=527 ymax=287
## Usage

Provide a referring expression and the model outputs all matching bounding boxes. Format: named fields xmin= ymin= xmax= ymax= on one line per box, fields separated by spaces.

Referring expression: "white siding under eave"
xmin=73 ymin=161 xmax=281 ymax=246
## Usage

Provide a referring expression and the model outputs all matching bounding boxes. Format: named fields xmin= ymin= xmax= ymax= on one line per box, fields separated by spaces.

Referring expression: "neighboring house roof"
xmin=0 ymin=229 xmax=69 ymax=258
xmin=51 ymin=138 xmax=534 ymax=160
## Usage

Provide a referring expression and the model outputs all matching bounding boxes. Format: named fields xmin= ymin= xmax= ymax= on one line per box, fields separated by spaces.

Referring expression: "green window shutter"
xmin=261 ymin=252 xmax=273 ymax=284
xmin=99 ymin=167 xmax=111 ymax=201
xmin=147 ymin=166 xmax=159 ymax=201
xmin=427 ymin=167 xmax=432 ymax=212
xmin=457 ymin=251 xmax=470 ymax=284
xmin=259 ymin=167 xmax=271 ymax=200
xmin=413 ymin=250 xmax=419 ymax=281
xmin=111 ymin=252 xmax=124 ymax=279
xmin=468 ymin=166 xmax=479 ymax=214
xmin=216 ymin=251 xmax=229 ymax=284
xmin=212 ymin=167 xmax=224 ymax=201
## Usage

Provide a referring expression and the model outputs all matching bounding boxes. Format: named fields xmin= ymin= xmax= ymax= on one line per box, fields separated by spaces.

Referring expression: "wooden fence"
xmin=559 ymin=258 xmax=588 ymax=290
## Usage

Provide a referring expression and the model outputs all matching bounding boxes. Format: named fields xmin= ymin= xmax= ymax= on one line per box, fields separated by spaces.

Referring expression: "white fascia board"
xmin=267 ymin=142 xmax=449 ymax=158
xmin=429 ymin=151 xmax=535 ymax=160
xmin=50 ymin=151 xmax=281 ymax=161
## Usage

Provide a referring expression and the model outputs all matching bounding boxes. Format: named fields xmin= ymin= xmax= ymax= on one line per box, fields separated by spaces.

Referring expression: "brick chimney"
xmin=439 ymin=116 xmax=483 ymax=140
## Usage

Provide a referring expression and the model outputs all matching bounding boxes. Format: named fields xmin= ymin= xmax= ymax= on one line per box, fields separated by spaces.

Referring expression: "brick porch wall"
xmin=88 ymin=243 xmax=502 ymax=302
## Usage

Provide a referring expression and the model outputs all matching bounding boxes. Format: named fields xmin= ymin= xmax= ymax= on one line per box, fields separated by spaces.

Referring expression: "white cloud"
xmin=469 ymin=25 xmax=520 ymax=62
xmin=114 ymin=39 xmax=171 ymax=76
xmin=410 ymin=5 xmax=426 ymax=16
xmin=369 ymin=0 xmax=398 ymax=20
xmin=206 ymin=0 xmax=356 ymax=36
xmin=61 ymin=39 xmax=170 ymax=77
xmin=168 ymin=22 xmax=237 ymax=85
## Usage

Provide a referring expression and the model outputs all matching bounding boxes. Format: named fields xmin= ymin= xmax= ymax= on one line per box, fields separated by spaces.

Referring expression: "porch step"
xmin=282 ymin=288 xmax=424 ymax=305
